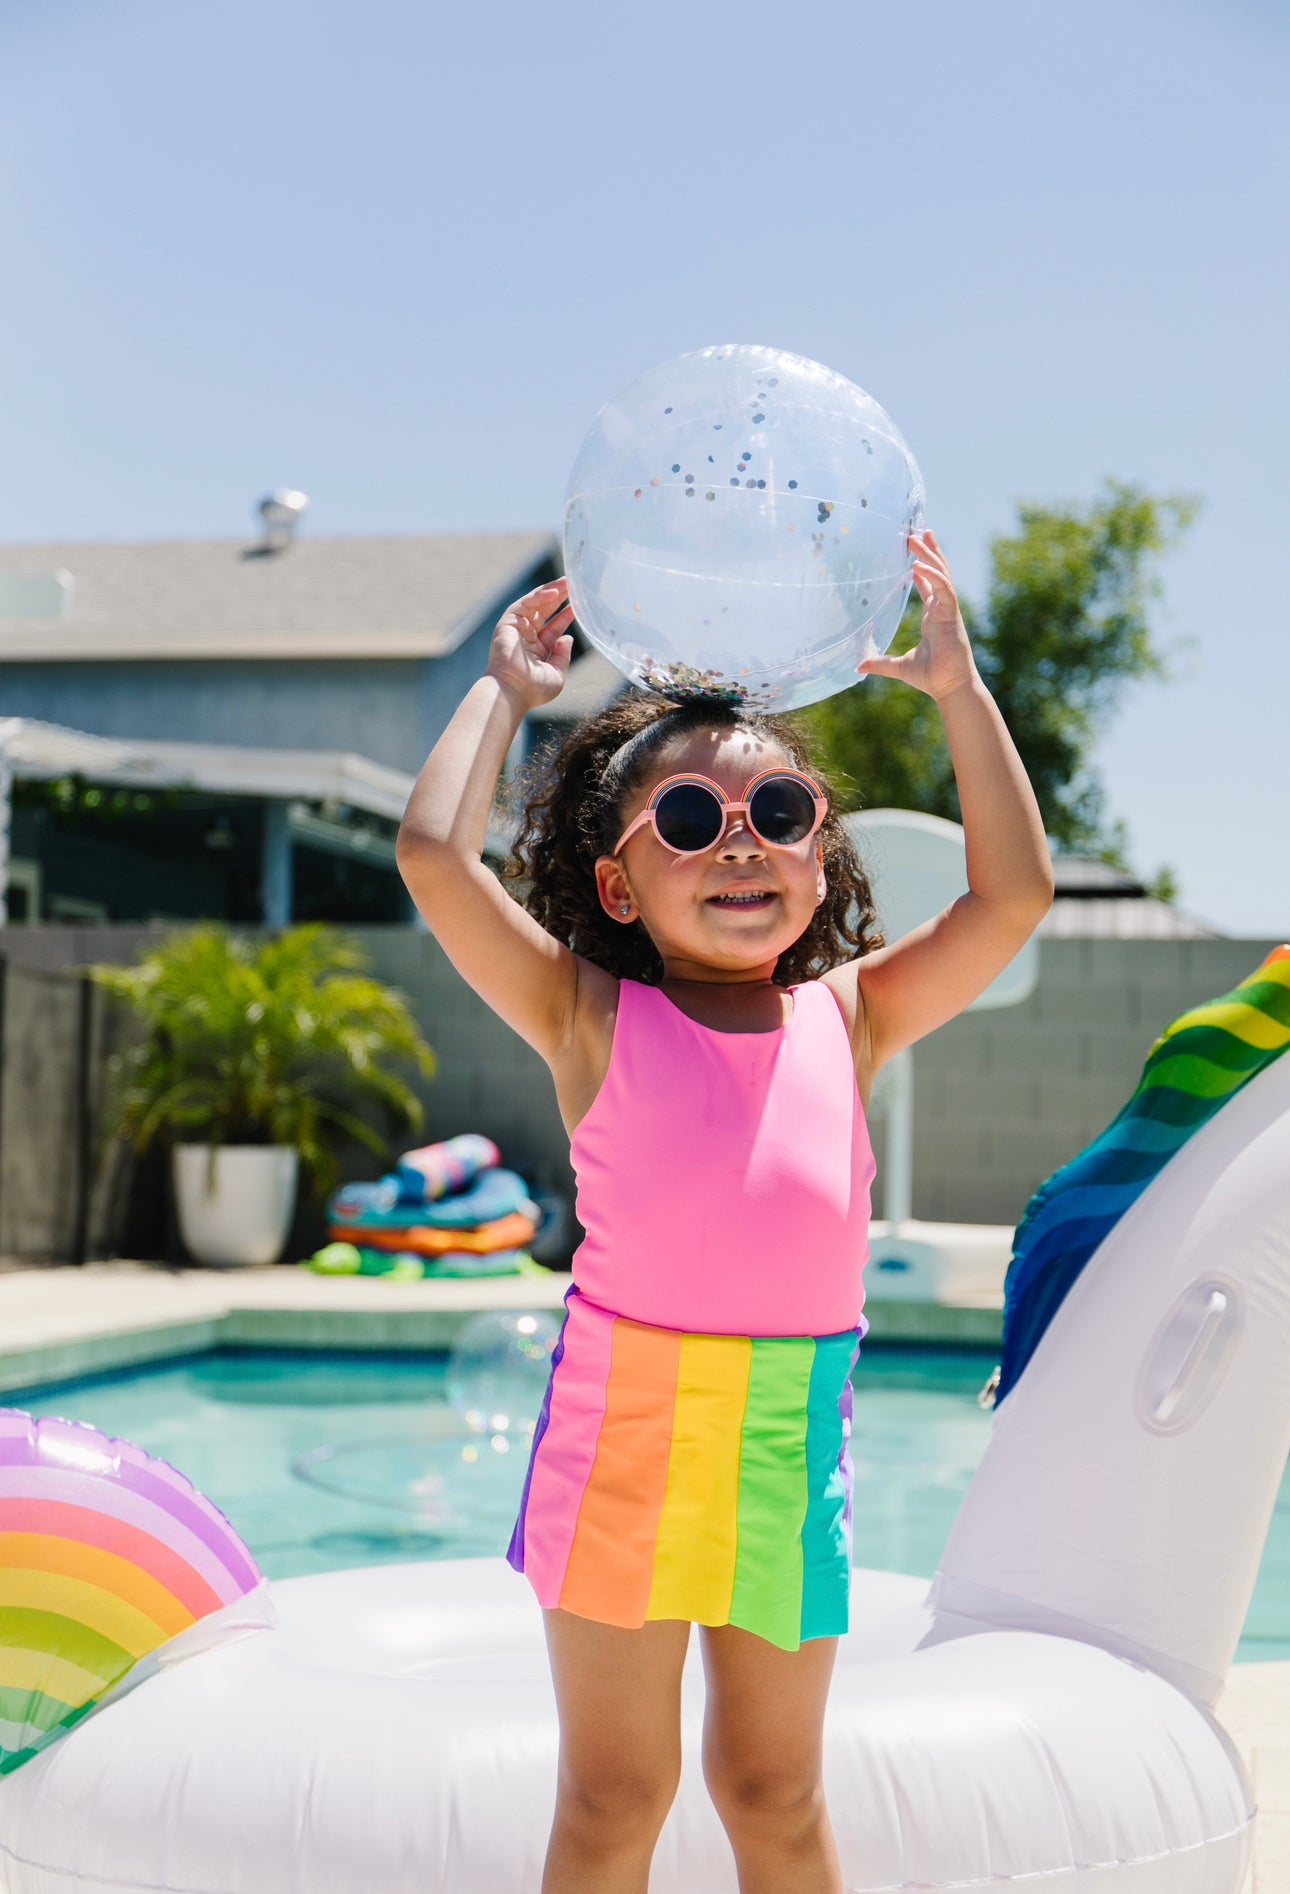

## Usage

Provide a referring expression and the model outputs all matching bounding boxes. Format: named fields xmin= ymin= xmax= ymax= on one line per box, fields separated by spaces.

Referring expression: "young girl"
xmin=397 ymin=528 xmax=1053 ymax=1894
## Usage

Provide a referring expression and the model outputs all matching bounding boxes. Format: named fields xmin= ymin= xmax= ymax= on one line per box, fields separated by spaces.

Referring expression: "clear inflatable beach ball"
xmin=445 ymin=1309 xmax=562 ymax=1442
xmin=562 ymin=343 xmax=926 ymax=713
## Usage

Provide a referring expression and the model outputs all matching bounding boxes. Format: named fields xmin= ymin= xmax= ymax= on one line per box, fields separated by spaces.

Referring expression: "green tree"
xmin=794 ymin=479 xmax=1199 ymax=896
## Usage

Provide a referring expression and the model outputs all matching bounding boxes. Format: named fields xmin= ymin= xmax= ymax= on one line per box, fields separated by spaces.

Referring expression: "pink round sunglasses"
xmin=613 ymin=768 xmax=828 ymax=857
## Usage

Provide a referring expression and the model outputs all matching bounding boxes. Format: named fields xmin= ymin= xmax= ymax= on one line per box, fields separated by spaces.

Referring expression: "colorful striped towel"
xmin=327 ymin=1210 xmax=537 ymax=1256
xmin=329 ymin=1169 xmax=536 ymax=1232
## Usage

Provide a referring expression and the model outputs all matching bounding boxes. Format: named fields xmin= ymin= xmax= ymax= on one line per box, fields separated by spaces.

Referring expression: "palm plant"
xmin=93 ymin=923 xmax=436 ymax=1195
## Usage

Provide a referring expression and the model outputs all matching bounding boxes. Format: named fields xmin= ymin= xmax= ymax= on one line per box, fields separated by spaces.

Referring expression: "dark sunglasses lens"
xmin=750 ymin=776 xmax=816 ymax=845
xmin=654 ymin=783 xmax=725 ymax=852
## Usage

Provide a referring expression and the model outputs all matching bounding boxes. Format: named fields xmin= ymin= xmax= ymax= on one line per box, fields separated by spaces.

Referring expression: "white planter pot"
xmin=173 ymin=1144 xmax=300 ymax=1267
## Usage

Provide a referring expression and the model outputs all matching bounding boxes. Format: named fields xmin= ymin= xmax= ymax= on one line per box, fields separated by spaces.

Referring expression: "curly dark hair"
xmin=501 ymin=692 xmax=886 ymax=986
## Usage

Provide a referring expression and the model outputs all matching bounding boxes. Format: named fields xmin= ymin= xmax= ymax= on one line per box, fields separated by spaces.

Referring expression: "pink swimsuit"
xmin=507 ymin=974 xmax=877 ymax=1650
xmin=569 ymin=976 xmax=877 ymax=1335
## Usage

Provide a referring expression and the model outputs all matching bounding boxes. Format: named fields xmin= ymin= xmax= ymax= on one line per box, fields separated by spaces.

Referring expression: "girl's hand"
xmin=487 ymin=578 xmax=576 ymax=710
xmin=856 ymin=529 xmax=979 ymax=703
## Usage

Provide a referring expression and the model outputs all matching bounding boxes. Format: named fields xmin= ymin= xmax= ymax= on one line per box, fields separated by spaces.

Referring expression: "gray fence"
xmin=0 ymin=924 xmax=1283 ymax=1264
xmin=0 ymin=959 xmax=145 ymax=1263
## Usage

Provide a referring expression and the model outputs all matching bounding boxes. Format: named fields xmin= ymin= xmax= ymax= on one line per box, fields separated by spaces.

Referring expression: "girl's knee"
xmin=557 ymin=1758 xmax=681 ymax=1842
xmin=704 ymin=1758 xmax=827 ymax=1832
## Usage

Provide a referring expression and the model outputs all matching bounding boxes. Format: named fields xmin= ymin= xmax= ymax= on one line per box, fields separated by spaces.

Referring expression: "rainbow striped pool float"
xmin=997 ymin=943 xmax=1290 ymax=1405
xmin=0 ymin=1409 xmax=266 ymax=1775
xmin=507 ymin=1286 xmax=867 ymax=1651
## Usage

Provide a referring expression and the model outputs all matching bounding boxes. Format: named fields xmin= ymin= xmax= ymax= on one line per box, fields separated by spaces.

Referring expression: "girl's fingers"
xmin=913 ymin=555 xmax=952 ymax=593
xmin=503 ymin=578 xmax=569 ymax=630
xmin=910 ymin=530 xmax=945 ymax=566
xmin=516 ymin=596 xmax=570 ymax=638
xmin=910 ymin=531 xmax=950 ymax=580
xmin=540 ymin=612 xmax=576 ymax=646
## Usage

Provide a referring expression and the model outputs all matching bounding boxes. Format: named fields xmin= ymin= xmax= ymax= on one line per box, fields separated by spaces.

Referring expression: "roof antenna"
xmin=245 ymin=489 xmax=309 ymax=559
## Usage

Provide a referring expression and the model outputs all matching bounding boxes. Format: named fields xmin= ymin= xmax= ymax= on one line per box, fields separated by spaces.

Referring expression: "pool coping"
xmin=0 ymin=1258 xmax=1003 ymax=1395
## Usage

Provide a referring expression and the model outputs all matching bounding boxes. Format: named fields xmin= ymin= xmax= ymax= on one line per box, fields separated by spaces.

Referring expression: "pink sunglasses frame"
xmin=612 ymin=768 xmax=828 ymax=858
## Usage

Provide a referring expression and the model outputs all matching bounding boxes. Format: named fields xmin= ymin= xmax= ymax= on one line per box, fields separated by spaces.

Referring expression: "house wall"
xmin=0 ymin=630 xmax=495 ymax=781
xmin=901 ymin=935 xmax=1281 ymax=1225
xmin=0 ymin=549 xmax=563 ymax=781
xmin=0 ymin=925 xmax=1281 ymax=1263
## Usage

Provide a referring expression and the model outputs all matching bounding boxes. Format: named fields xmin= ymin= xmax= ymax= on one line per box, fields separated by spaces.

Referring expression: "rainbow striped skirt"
xmin=506 ymin=1285 xmax=868 ymax=1652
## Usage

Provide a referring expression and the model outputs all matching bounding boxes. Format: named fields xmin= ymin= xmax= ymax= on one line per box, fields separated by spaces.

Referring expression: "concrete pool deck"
xmin=0 ymin=1258 xmax=1285 ymax=1890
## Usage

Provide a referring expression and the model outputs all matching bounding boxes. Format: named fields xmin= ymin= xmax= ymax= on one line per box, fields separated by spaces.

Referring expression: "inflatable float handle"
xmin=1141 ymin=1285 xmax=1236 ymax=1431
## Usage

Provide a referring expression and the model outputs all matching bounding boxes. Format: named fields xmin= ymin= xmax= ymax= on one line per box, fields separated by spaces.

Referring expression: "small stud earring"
xmin=621 ymin=905 xmax=630 ymax=916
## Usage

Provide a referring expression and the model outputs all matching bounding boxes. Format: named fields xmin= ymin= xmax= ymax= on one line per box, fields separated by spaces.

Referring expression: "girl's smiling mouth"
xmin=707 ymin=888 xmax=777 ymax=909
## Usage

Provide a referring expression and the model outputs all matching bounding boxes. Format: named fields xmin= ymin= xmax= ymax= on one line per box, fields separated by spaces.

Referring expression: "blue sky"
xmin=0 ymin=0 xmax=1285 ymax=937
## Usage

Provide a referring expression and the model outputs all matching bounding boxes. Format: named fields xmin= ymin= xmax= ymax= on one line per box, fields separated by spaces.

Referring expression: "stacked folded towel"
xmin=305 ymin=1134 xmax=550 ymax=1281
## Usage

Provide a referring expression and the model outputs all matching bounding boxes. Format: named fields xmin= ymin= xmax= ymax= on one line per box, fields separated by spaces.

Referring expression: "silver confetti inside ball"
xmin=562 ymin=343 xmax=926 ymax=712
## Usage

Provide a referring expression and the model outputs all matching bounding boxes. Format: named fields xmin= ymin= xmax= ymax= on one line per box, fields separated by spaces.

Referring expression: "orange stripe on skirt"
xmin=558 ymin=1316 xmax=681 ymax=1624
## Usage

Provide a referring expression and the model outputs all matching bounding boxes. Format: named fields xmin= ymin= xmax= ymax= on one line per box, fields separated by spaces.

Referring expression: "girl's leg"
xmin=698 ymin=1622 xmax=844 ymax=1894
xmin=540 ymin=1607 xmax=691 ymax=1894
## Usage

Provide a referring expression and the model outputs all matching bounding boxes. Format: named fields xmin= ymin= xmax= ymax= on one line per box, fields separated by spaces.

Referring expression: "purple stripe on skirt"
xmin=506 ymin=1282 xmax=576 ymax=1573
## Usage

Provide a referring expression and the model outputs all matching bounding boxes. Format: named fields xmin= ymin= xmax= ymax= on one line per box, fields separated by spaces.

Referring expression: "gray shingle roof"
xmin=1041 ymin=852 xmax=1226 ymax=937
xmin=1037 ymin=897 xmax=1227 ymax=939
xmin=0 ymin=531 xmax=557 ymax=660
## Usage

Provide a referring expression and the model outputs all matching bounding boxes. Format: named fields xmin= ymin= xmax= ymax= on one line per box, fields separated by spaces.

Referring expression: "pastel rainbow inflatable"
xmin=0 ymin=1411 xmax=274 ymax=1775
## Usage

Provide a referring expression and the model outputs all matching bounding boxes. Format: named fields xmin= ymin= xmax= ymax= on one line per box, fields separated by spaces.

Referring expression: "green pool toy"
xmin=307 ymin=1242 xmax=362 ymax=1274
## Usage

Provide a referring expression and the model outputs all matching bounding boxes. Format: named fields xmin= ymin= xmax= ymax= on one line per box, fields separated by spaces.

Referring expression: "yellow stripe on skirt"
xmin=507 ymin=1285 xmax=867 ymax=1651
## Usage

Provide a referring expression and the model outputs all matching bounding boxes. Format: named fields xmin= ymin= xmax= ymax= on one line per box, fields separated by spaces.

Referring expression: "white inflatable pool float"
xmin=0 ymin=1555 xmax=1257 ymax=1894
xmin=1 ymin=951 xmax=1287 ymax=1892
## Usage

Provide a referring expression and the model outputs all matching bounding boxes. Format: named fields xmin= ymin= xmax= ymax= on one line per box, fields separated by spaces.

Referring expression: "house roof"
xmin=0 ymin=718 xmax=416 ymax=823
xmin=1036 ymin=899 xmax=1228 ymax=939
xmin=0 ymin=530 xmax=558 ymax=661
xmin=1038 ymin=851 xmax=1227 ymax=938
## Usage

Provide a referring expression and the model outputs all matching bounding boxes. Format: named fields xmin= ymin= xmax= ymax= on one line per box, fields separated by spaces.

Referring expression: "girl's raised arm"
xmin=395 ymin=579 xmax=583 ymax=1064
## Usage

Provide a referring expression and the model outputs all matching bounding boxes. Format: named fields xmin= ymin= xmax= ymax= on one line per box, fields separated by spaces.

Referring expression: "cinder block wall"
xmin=880 ymin=936 xmax=1284 ymax=1227
xmin=0 ymin=926 xmax=1282 ymax=1255
xmin=353 ymin=932 xmax=1285 ymax=1229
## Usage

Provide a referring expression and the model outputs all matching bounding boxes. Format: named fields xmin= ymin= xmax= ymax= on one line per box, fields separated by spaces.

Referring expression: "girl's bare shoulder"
xmin=548 ymin=958 xmax=622 ymax=1140
xmin=815 ymin=963 xmax=877 ymax=1112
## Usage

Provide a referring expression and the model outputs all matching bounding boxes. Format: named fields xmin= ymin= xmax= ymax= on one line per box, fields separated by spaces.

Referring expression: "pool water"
xmin=15 ymin=1346 xmax=1289 ymax=1663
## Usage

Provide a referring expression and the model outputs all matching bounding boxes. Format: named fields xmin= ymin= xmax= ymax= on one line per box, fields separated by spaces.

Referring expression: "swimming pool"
xmin=14 ymin=1345 xmax=1289 ymax=1662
